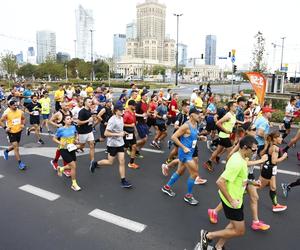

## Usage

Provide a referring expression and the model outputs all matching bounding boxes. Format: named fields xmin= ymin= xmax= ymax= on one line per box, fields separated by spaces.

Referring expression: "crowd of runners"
xmin=0 ymin=81 xmax=300 ymax=250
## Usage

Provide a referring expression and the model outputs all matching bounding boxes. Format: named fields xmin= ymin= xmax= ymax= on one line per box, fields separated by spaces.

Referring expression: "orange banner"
xmin=245 ymin=72 xmax=267 ymax=106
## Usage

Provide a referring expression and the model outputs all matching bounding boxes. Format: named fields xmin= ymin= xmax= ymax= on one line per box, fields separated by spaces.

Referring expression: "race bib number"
xmin=32 ymin=111 xmax=39 ymax=116
xmin=272 ymin=166 xmax=277 ymax=176
xmin=126 ymin=133 xmax=133 ymax=140
xmin=192 ymin=140 xmax=197 ymax=149
xmin=163 ymin=114 xmax=167 ymax=119
xmin=12 ymin=118 xmax=21 ymax=125
xmin=67 ymin=144 xmax=77 ymax=152
xmin=43 ymin=103 xmax=49 ymax=108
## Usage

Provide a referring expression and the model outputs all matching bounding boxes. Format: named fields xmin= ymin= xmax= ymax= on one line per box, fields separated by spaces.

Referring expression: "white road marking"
xmin=0 ymin=146 xmax=105 ymax=159
xmin=141 ymin=148 xmax=164 ymax=154
xmin=88 ymin=209 xmax=147 ymax=233
xmin=19 ymin=184 xmax=60 ymax=201
xmin=0 ymin=174 xmax=4 ymax=178
xmin=254 ymin=166 xmax=300 ymax=176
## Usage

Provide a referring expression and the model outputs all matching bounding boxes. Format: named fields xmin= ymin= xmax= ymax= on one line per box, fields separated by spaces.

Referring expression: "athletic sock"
xmin=130 ymin=158 xmax=134 ymax=164
xmin=95 ymin=139 xmax=100 ymax=143
xmin=54 ymin=149 xmax=60 ymax=162
xmin=18 ymin=160 xmax=21 ymax=164
xmin=187 ymin=177 xmax=195 ymax=194
xmin=289 ymin=178 xmax=300 ymax=188
xmin=72 ymin=179 xmax=78 ymax=186
xmin=167 ymin=172 xmax=180 ymax=187
xmin=136 ymin=150 xmax=140 ymax=155
xmin=269 ymin=190 xmax=277 ymax=206
xmin=282 ymin=133 xmax=288 ymax=139
xmin=283 ymin=146 xmax=290 ymax=152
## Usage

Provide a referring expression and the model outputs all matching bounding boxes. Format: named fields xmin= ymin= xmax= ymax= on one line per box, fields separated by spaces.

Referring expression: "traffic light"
xmin=232 ymin=49 xmax=236 ymax=57
xmin=233 ymin=65 xmax=237 ymax=73
xmin=228 ymin=52 xmax=231 ymax=57
xmin=201 ymin=54 xmax=204 ymax=59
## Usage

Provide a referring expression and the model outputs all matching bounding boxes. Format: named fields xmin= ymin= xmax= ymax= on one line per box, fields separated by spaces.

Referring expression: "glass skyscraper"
xmin=205 ymin=35 xmax=216 ymax=65
xmin=113 ymin=34 xmax=126 ymax=61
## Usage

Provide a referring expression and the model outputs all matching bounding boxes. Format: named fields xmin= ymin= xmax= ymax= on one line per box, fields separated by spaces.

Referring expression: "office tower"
xmin=205 ymin=35 xmax=217 ymax=65
xmin=36 ymin=30 xmax=56 ymax=64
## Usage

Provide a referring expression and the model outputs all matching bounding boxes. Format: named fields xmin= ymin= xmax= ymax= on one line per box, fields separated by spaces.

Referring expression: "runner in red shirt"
xmin=167 ymin=93 xmax=179 ymax=125
xmin=147 ymin=94 xmax=158 ymax=131
xmin=123 ymin=100 xmax=139 ymax=169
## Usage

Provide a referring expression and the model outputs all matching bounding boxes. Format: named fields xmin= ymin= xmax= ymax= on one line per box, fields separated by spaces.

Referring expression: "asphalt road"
xmin=0 ymin=126 xmax=299 ymax=250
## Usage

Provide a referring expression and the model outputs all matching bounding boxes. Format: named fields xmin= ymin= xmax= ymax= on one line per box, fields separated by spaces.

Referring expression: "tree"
xmin=94 ymin=59 xmax=109 ymax=79
xmin=17 ymin=63 xmax=38 ymax=78
xmin=0 ymin=51 xmax=18 ymax=79
xmin=152 ymin=65 xmax=166 ymax=75
xmin=251 ymin=31 xmax=267 ymax=73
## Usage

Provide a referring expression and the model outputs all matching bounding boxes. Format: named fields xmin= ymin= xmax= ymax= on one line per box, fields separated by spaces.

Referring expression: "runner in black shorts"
xmin=90 ymin=103 xmax=132 ymax=188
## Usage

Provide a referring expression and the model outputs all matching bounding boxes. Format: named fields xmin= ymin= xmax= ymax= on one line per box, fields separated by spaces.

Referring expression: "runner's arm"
xmin=171 ymin=123 xmax=189 ymax=150
xmin=216 ymin=113 xmax=231 ymax=133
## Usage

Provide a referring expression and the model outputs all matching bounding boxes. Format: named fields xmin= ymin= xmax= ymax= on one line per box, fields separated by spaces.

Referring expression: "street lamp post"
xmin=65 ymin=64 xmax=68 ymax=83
xmin=74 ymin=40 xmax=77 ymax=58
xmin=90 ymin=29 xmax=95 ymax=81
xmin=280 ymin=37 xmax=286 ymax=71
xmin=174 ymin=13 xmax=183 ymax=86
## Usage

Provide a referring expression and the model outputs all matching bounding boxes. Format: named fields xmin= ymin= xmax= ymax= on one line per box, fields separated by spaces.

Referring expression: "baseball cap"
xmin=8 ymin=100 xmax=17 ymax=106
xmin=189 ymin=107 xmax=201 ymax=115
xmin=141 ymin=90 xmax=149 ymax=96
xmin=262 ymin=107 xmax=275 ymax=113
xmin=128 ymin=100 xmax=136 ymax=106
xmin=114 ymin=103 xmax=124 ymax=111
xmin=99 ymin=95 xmax=106 ymax=102
xmin=193 ymin=88 xmax=198 ymax=92
xmin=119 ymin=93 xmax=126 ymax=100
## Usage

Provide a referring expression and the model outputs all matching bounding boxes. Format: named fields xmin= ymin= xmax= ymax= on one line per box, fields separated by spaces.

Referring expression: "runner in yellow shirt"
xmin=0 ymin=100 xmax=27 ymax=170
xmin=39 ymin=91 xmax=52 ymax=134
xmin=54 ymin=84 xmax=65 ymax=111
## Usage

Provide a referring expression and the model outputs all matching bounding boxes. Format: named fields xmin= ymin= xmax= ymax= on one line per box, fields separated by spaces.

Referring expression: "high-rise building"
xmin=205 ymin=35 xmax=217 ymax=65
xmin=36 ymin=30 xmax=56 ymax=64
xmin=178 ymin=43 xmax=187 ymax=66
xmin=56 ymin=52 xmax=71 ymax=63
xmin=27 ymin=47 xmax=36 ymax=64
xmin=75 ymin=5 xmax=94 ymax=61
xmin=125 ymin=0 xmax=175 ymax=64
xmin=113 ymin=34 xmax=126 ymax=61
xmin=126 ymin=22 xmax=137 ymax=39
xmin=15 ymin=51 xmax=24 ymax=64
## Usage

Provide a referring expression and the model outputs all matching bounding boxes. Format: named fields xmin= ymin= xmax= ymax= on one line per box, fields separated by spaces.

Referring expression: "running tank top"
xmin=6 ymin=109 xmax=23 ymax=133
xmin=179 ymin=122 xmax=198 ymax=151
xmin=58 ymin=110 xmax=73 ymax=126
xmin=219 ymin=112 xmax=236 ymax=138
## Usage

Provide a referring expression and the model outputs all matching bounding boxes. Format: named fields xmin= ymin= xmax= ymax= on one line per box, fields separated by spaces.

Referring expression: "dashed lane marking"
xmin=19 ymin=184 xmax=60 ymax=201
xmin=88 ymin=208 xmax=147 ymax=233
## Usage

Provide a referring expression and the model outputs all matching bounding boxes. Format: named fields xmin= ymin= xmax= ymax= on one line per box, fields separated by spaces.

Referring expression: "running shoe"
xmin=128 ymin=163 xmax=139 ymax=169
xmin=165 ymin=158 xmax=172 ymax=164
xmin=272 ymin=203 xmax=287 ymax=212
xmin=208 ymin=209 xmax=218 ymax=224
xmin=206 ymin=140 xmax=212 ymax=150
xmin=18 ymin=161 xmax=26 ymax=170
xmin=200 ymin=229 xmax=210 ymax=250
xmin=221 ymin=160 xmax=226 ymax=164
xmin=26 ymin=127 xmax=30 ymax=136
xmin=50 ymin=160 xmax=58 ymax=171
xmin=135 ymin=153 xmax=144 ymax=159
xmin=57 ymin=167 xmax=63 ymax=177
xmin=48 ymin=131 xmax=53 ymax=135
xmin=184 ymin=194 xmax=199 ymax=206
xmin=168 ymin=140 xmax=173 ymax=149
xmin=203 ymin=161 xmax=214 ymax=172
xmin=161 ymin=163 xmax=169 ymax=176
xmin=37 ymin=139 xmax=45 ymax=145
xmin=3 ymin=149 xmax=9 ymax=160
xmin=150 ymin=141 xmax=160 ymax=149
xmin=194 ymin=177 xmax=207 ymax=185
xmin=121 ymin=179 xmax=132 ymax=188
xmin=161 ymin=185 xmax=175 ymax=197
xmin=297 ymin=152 xmax=300 ymax=161
xmin=71 ymin=183 xmax=81 ymax=191
xmin=63 ymin=169 xmax=71 ymax=178
xmin=281 ymin=183 xmax=290 ymax=198
xmin=215 ymin=156 xmax=220 ymax=164
xmin=90 ymin=160 xmax=98 ymax=173
xmin=251 ymin=220 xmax=270 ymax=231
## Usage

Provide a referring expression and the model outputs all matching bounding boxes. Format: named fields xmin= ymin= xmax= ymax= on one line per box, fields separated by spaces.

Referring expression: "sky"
xmin=1 ymin=0 xmax=300 ymax=73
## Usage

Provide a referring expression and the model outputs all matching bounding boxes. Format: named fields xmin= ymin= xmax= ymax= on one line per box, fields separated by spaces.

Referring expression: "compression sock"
xmin=289 ymin=178 xmax=300 ymax=188
xmin=130 ymin=158 xmax=134 ymax=164
xmin=167 ymin=172 xmax=180 ymax=187
xmin=283 ymin=146 xmax=290 ymax=152
xmin=269 ymin=190 xmax=277 ymax=206
xmin=187 ymin=177 xmax=195 ymax=194
xmin=54 ymin=149 xmax=60 ymax=162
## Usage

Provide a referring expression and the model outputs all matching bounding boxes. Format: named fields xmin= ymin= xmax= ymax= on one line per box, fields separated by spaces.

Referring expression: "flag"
xmin=245 ymin=72 xmax=267 ymax=106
